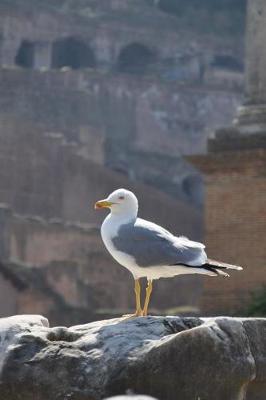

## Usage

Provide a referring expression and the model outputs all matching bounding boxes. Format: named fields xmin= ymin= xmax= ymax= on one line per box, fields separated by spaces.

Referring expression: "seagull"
xmin=95 ymin=188 xmax=243 ymax=317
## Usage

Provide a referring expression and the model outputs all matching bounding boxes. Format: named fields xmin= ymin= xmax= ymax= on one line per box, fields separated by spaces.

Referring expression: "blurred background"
xmin=0 ymin=0 xmax=265 ymax=325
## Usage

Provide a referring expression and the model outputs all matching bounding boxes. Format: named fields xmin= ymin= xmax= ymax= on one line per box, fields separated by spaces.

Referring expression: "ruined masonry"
xmin=0 ymin=0 xmax=246 ymax=321
xmin=190 ymin=0 xmax=266 ymax=314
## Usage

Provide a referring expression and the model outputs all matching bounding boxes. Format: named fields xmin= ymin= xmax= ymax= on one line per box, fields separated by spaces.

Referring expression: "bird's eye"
xmin=118 ymin=195 xmax=125 ymax=200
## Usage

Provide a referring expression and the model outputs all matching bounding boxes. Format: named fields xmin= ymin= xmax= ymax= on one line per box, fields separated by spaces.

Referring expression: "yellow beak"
xmin=94 ymin=199 xmax=114 ymax=210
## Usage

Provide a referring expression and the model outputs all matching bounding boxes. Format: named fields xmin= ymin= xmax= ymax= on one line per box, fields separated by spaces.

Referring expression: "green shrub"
xmin=245 ymin=287 xmax=266 ymax=317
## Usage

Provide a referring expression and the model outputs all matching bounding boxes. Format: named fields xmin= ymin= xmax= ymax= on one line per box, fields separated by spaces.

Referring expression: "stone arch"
xmin=157 ymin=0 xmax=181 ymax=16
xmin=51 ymin=37 xmax=96 ymax=69
xmin=211 ymin=55 xmax=243 ymax=72
xmin=117 ymin=42 xmax=156 ymax=74
xmin=15 ymin=40 xmax=35 ymax=68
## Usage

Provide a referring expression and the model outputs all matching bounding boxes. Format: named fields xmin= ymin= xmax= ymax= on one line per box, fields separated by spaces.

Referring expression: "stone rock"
xmin=0 ymin=315 xmax=265 ymax=400
xmin=105 ymin=397 xmax=157 ymax=400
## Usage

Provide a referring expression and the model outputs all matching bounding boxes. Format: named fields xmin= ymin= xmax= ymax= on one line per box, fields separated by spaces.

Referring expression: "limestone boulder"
xmin=105 ymin=397 xmax=157 ymax=400
xmin=0 ymin=315 xmax=265 ymax=400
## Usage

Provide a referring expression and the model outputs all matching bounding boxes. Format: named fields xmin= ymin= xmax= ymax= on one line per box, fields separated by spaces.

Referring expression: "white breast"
xmin=101 ymin=214 xmax=140 ymax=277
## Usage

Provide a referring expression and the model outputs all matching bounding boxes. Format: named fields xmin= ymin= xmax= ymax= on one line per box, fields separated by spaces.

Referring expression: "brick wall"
xmin=191 ymin=148 xmax=266 ymax=315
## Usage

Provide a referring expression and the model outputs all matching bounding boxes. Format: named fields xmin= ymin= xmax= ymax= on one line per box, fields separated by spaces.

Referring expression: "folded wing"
xmin=111 ymin=218 xmax=206 ymax=268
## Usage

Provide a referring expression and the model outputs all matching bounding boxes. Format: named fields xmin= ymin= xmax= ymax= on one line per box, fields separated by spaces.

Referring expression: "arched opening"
xmin=117 ymin=43 xmax=156 ymax=74
xmin=51 ymin=37 xmax=96 ymax=69
xmin=211 ymin=55 xmax=243 ymax=72
xmin=15 ymin=40 xmax=35 ymax=68
xmin=158 ymin=0 xmax=183 ymax=16
xmin=105 ymin=160 xmax=129 ymax=177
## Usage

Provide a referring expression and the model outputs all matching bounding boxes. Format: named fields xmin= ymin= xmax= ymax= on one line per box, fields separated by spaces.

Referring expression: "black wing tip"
xmin=172 ymin=262 xmax=240 ymax=277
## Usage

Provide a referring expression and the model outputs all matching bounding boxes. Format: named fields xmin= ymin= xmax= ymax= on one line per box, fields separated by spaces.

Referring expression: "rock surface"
xmin=0 ymin=315 xmax=265 ymax=400
xmin=105 ymin=397 xmax=157 ymax=400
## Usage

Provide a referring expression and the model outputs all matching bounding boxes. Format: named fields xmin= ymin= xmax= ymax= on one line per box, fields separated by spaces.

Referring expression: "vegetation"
xmin=245 ymin=287 xmax=266 ymax=317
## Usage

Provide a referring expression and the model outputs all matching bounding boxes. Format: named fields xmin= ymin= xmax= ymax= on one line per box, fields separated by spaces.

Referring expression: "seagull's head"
xmin=94 ymin=188 xmax=138 ymax=219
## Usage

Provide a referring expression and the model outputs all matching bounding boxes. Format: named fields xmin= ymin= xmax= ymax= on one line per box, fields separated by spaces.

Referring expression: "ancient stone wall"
xmin=188 ymin=0 xmax=266 ymax=315
xmin=0 ymin=0 xmax=245 ymax=81
xmin=0 ymin=112 xmax=203 ymax=232
xmin=0 ymin=0 xmax=245 ymax=210
xmin=0 ymin=0 xmax=249 ymax=320
xmin=0 ymin=68 xmax=242 ymax=206
xmin=0 ymin=274 xmax=19 ymax=317
xmin=0 ymin=204 xmax=204 ymax=321
xmin=0 ymin=110 xmax=204 ymax=320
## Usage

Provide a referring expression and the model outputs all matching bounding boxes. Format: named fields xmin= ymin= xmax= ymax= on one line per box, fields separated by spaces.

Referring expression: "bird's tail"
xmin=203 ymin=259 xmax=243 ymax=278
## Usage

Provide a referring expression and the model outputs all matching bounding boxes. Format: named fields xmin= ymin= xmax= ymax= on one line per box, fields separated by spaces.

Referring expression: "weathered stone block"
xmin=0 ymin=315 xmax=265 ymax=400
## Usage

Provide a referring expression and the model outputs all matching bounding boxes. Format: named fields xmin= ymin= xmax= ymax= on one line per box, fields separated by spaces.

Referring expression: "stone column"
xmin=0 ymin=205 xmax=11 ymax=260
xmin=245 ymin=0 xmax=266 ymax=104
xmin=34 ymin=42 xmax=52 ymax=69
xmin=1 ymin=38 xmax=20 ymax=67
xmin=235 ymin=0 xmax=266 ymax=134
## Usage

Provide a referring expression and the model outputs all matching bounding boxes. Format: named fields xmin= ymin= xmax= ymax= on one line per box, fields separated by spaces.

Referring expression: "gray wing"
xmin=111 ymin=218 xmax=204 ymax=268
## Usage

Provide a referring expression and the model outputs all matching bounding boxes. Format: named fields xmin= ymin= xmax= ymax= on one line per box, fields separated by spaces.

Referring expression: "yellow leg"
xmin=143 ymin=279 xmax=153 ymax=316
xmin=122 ymin=279 xmax=143 ymax=318
xmin=134 ymin=279 xmax=142 ymax=316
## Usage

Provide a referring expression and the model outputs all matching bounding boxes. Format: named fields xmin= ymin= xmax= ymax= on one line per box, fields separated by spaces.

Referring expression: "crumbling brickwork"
xmin=189 ymin=0 xmax=266 ymax=315
xmin=191 ymin=149 xmax=266 ymax=314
